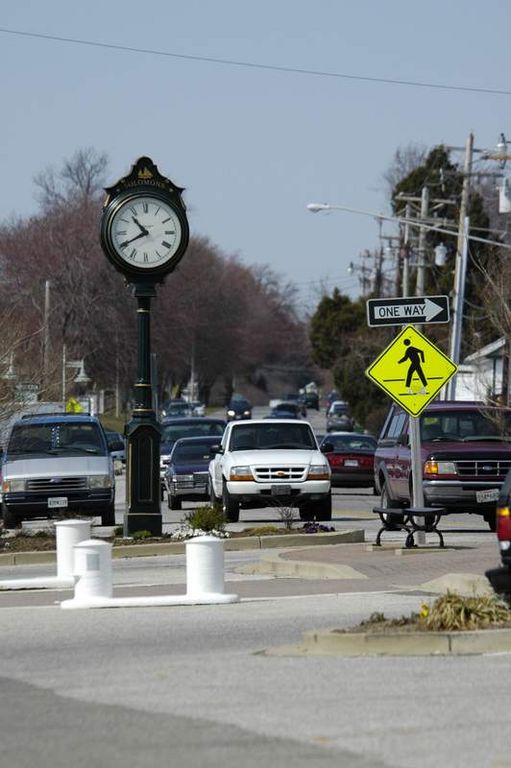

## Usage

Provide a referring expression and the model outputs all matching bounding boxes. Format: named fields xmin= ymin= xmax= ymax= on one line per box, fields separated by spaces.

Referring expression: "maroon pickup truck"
xmin=373 ymin=401 xmax=511 ymax=531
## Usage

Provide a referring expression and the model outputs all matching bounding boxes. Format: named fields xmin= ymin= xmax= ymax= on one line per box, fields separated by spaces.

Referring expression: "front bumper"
xmin=424 ymin=480 xmax=503 ymax=510
xmin=165 ymin=475 xmax=209 ymax=500
xmin=226 ymin=479 xmax=330 ymax=505
xmin=3 ymin=489 xmax=114 ymax=518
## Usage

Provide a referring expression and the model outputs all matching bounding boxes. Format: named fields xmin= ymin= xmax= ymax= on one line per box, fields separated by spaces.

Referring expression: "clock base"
xmin=123 ymin=512 xmax=162 ymax=537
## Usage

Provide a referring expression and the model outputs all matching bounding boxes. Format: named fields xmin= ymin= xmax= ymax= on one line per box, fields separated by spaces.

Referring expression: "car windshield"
xmin=172 ymin=441 xmax=215 ymax=462
xmin=229 ymin=422 xmax=316 ymax=450
xmin=7 ymin=423 xmax=106 ymax=456
xmin=420 ymin=409 xmax=511 ymax=441
xmin=162 ymin=422 xmax=225 ymax=443
xmin=326 ymin=435 xmax=376 ymax=451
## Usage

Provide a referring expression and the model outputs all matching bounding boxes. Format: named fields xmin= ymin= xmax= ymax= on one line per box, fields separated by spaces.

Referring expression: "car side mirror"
xmin=210 ymin=444 xmax=223 ymax=456
xmin=320 ymin=442 xmax=334 ymax=453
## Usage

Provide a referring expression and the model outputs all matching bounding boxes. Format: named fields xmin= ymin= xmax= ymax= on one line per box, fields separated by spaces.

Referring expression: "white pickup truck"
xmin=208 ymin=419 xmax=332 ymax=522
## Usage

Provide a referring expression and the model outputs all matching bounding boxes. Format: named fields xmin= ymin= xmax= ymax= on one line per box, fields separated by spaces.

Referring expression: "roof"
xmin=16 ymin=413 xmax=100 ymax=426
xmin=161 ymin=417 xmax=225 ymax=426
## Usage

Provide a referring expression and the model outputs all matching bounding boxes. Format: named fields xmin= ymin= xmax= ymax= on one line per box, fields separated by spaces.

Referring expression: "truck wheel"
xmin=380 ymin=481 xmax=405 ymax=527
xmin=168 ymin=493 xmax=182 ymax=511
xmin=222 ymin=483 xmax=240 ymax=522
xmin=484 ymin=511 xmax=497 ymax=532
xmin=301 ymin=495 xmax=332 ymax=521
xmin=2 ymin=504 xmax=21 ymax=529
xmin=101 ymin=504 xmax=115 ymax=526
xmin=209 ymin=480 xmax=219 ymax=507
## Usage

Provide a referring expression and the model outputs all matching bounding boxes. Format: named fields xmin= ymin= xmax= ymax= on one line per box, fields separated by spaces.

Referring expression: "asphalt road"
xmin=2 ymin=405 xmax=510 ymax=768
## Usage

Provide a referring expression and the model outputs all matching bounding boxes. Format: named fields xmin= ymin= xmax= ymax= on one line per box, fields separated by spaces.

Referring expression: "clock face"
xmin=109 ymin=194 xmax=184 ymax=270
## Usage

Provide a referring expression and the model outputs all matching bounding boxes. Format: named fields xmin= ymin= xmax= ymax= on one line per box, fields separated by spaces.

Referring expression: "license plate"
xmin=344 ymin=459 xmax=359 ymax=467
xmin=48 ymin=497 xmax=68 ymax=509
xmin=271 ymin=484 xmax=292 ymax=496
xmin=476 ymin=488 xmax=500 ymax=504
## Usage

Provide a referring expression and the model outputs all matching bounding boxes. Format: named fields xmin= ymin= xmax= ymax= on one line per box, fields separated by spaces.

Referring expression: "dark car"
xmin=105 ymin=431 xmax=126 ymax=464
xmin=164 ymin=436 xmax=220 ymax=510
xmin=374 ymin=401 xmax=511 ymax=530
xmin=320 ymin=432 xmax=377 ymax=488
xmin=303 ymin=392 xmax=320 ymax=410
xmin=284 ymin=394 xmax=307 ymax=417
xmin=226 ymin=398 xmax=252 ymax=422
xmin=160 ymin=400 xmax=192 ymax=419
xmin=159 ymin=417 xmax=226 ymax=494
xmin=266 ymin=402 xmax=302 ymax=419
xmin=326 ymin=401 xmax=354 ymax=432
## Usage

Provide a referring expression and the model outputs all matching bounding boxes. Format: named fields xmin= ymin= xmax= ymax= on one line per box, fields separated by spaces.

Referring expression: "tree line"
xmin=0 ymin=149 xmax=314 ymax=415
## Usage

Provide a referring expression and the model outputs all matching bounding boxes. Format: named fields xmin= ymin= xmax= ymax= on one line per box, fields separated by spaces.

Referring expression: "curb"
xmin=268 ymin=626 xmax=511 ymax=657
xmin=236 ymin=546 xmax=368 ymax=580
xmin=0 ymin=529 xmax=365 ymax=568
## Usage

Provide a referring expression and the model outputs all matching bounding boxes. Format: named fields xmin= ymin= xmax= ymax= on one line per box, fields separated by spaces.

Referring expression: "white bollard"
xmin=0 ymin=518 xmax=91 ymax=591
xmin=72 ymin=539 xmax=113 ymax=602
xmin=55 ymin=519 xmax=91 ymax=581
xmin=186 ymin=535 xmax=226 ymax=597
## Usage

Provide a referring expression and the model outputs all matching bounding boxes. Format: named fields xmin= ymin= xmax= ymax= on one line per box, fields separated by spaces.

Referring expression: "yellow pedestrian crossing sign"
xmin=365 ymin=325 xmax=457 ymax=416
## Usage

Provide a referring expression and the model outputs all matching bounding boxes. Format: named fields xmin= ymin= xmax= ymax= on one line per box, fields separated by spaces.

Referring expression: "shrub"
xmin=419 ymin=592 xmax=511 ymax=631
xmin=183 ymin=504 xmax=227 ymax=534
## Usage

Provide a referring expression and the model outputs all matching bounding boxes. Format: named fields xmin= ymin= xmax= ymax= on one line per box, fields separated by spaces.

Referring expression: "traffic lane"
xmin=0 ymin=595 xmax=509 ymax=768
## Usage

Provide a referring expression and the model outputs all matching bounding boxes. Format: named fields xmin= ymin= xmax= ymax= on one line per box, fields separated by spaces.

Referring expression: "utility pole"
xmin=447 ymin=132 xmax=474 ymax=400
xmin=402 ymin=203 xmax=412 ymax=297
xmin=415 ymin=186 xmax=429 ymax=296
xmin=42 ymin=280 xmax=50 ymax=394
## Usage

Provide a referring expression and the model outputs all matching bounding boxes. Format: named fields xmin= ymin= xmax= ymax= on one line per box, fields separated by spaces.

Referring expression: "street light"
xmin=62 ymin=344 xmax=90 ymax=408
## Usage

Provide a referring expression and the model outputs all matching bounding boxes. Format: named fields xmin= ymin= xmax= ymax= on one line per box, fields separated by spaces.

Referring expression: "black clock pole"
xmin=99 ymin=156 xmax=190 ymax=537
xmin=124 ymin=280 xmax=162 ymax=536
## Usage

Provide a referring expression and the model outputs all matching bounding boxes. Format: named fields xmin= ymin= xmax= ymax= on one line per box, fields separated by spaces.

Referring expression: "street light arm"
xmin=306 ymin=202 xmax=511 ymax=251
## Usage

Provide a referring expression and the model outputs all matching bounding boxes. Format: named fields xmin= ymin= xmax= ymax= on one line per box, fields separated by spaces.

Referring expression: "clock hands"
xmin=119 ymin=216 xmax=150 ymax=248
xmin=119 ymin=230 xmax=147 ymax=248
xmin=132 ymin=216 xmax=149 ymax=236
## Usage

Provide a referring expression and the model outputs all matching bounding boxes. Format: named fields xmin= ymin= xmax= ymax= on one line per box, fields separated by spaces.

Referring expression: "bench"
xmin=372 ymin=506 xmax=446 ymax=548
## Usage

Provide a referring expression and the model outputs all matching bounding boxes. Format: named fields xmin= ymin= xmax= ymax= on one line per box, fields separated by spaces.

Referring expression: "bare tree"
xmin=33 ymin=147 xmax=108 ymax=211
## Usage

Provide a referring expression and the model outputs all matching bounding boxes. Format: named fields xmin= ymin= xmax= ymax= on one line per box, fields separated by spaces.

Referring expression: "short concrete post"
xmin=55 ymin=519 xmax=91 ymax=581
xmin=73 ymin=539 xmax=113 ymax=602
xmin=186 ymin=535 xmax=225 ymax=596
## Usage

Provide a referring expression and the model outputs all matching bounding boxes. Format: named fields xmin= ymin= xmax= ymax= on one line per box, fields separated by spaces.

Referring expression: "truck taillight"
xmin=496 ymin=506 xmax=511 ymax=540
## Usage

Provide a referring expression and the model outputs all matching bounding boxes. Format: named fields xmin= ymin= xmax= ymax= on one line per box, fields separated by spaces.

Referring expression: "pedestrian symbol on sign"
xmin=365 ymin=325 xmax=457 ymax=417
xmin=398 ymin=338 xmax=428 ymax=394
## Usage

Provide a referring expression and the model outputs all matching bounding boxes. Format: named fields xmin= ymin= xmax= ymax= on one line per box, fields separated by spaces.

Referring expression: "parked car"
xmin=266 ymin=401 xmax=302 ymax=419
xmin=374 ymin=400 xmax=511 ymax=530
xmin=326 ymin=401 xmax=354 ymax=432
xmin=1 ymin=413 xmax=115 ymax=528
xmin=164 ymin=436 xmax=221 ymax=510
xmin=226 ymin=398 xmax=252 ymax=421
xmin=105 ymin=430 xmax=126 ymax=464
xmin=160 ymin=417 xmax=226 ymax=495
xmin=320 ymin=432 xmax=377 ymax=487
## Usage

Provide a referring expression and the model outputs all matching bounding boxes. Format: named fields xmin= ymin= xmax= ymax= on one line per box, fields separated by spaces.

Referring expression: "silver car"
xmin=326 ymin=401 xmax=354 ymax=432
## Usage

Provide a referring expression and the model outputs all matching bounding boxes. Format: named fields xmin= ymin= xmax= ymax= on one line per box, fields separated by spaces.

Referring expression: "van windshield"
xmin=7 ymin=423 xmax=107 ymax=456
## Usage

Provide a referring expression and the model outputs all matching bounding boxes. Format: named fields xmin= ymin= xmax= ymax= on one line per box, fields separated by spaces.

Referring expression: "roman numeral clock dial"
xmin=108 ymin=196 xmax=183 ymax=271
xmin=100 ymin=159 xmax=189 ymax=281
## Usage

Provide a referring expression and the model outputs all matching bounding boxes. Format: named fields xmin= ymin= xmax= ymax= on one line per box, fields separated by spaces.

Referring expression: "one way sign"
xmin=366 ymin=295 xmax=450 ymax=327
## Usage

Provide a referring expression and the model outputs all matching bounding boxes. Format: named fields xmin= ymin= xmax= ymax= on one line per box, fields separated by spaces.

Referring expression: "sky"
xmin=1 ymin=0 xmax=510 ymax=314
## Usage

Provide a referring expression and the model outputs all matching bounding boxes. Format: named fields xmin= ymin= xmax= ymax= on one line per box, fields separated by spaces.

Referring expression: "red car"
xmin=320 ymin=432 xmax=376 ymax=488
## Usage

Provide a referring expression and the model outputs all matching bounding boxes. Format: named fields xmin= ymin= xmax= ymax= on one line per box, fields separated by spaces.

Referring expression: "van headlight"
xmin=424 ymin=460 xmax=457 ymax=476
xmin=89 ymin=475 xmax=112 ymax=489
xmin=2 ymin=479 xmax=26 ymax=492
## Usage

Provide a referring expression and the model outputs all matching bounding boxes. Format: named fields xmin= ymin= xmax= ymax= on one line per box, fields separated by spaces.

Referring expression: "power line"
xmin=1 ymin=26 xmax=510 ymax=97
